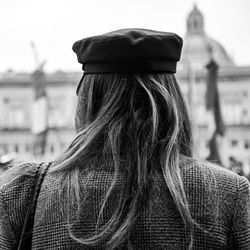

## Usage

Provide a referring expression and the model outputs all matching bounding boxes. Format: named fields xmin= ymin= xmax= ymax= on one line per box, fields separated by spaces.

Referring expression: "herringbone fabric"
xmin=0 ymin=160 xmax=250 ymax=249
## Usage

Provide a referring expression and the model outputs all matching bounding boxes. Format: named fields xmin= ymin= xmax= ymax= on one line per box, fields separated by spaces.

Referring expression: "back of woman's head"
xmin=74 ymin=73 xmax=192 ymax=159
xmin=53 ymin=72 xmax=194 ymax=249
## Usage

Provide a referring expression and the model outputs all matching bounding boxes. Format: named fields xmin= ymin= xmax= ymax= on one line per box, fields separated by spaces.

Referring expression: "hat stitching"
xmin=86 ymin=33 xmax=182 ymax=47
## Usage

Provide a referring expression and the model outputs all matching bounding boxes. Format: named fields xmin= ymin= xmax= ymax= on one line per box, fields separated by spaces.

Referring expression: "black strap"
xmin=18 ymin=162 xmax=52 ymax=250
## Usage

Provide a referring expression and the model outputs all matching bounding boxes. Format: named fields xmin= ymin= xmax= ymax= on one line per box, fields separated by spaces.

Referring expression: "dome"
xmin=180 ymin=5 xmax=234 ymax=68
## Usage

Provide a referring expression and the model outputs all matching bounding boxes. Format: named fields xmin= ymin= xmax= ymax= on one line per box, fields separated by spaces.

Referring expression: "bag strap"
xmin=18 ymin=161 xmax=52 ymax=250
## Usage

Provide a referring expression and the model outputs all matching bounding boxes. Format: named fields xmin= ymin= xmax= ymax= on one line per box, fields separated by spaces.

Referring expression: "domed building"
xmin=181 ymin=5 xmax=234 ymax=68
xmin=176 ymin=5 xmax=250 ymax=169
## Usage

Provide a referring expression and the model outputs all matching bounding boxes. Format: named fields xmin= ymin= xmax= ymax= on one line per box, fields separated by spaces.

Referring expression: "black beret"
xmin=72 ymin=29 xmax=183 ymax=74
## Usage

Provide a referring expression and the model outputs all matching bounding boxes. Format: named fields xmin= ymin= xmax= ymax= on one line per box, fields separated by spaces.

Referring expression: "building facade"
xmin=177 ymin=5 xmax=250 ymax=170
xmin=0 ymin=6 xmax=250 ymax=169
xmin=0 ymin=71 xmax=80 ymax=161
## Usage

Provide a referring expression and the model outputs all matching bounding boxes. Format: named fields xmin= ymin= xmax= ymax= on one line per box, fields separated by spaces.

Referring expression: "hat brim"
xmin=82 ymin=59 xmax=177 ymax=74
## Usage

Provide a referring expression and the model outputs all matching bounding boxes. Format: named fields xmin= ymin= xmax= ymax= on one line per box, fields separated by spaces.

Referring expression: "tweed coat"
xmin=0 ymin=160 xmax=250 ymax=249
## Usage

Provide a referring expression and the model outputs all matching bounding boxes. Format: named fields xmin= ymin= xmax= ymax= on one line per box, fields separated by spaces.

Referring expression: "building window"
xmin=50 ymin=144 xmax=54 ymax=154
xmin=14 ymin=144 xmax=19 ymax=153
xmin=231 ymin=140 xmax=238 ymax=147
xmin=244 ymin=141 xmax=250 ymax=149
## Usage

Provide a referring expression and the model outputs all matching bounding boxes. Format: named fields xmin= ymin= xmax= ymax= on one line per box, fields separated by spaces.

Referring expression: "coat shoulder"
xmin=0 ymin=162 xmax=38 ymax=194
xmin=0 ymin=162 xmax=39 ymax=239
xmin=181 ymin=159 xmax=250 ymax=208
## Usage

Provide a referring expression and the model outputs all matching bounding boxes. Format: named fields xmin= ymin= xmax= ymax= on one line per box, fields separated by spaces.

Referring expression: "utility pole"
xmin=187 ymin=61 xmax=198 ymax=156
xmin=30 ymin=42 xmax=48 ymax=158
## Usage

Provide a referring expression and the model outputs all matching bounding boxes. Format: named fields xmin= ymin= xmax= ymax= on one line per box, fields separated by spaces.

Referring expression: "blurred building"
xmin=177 ymin=5 xmax=250 ymax=167
xmin=0 ymin=5 xmax=250 ymax=166
xmin=0 ymin=71 xmax=81 ymax=161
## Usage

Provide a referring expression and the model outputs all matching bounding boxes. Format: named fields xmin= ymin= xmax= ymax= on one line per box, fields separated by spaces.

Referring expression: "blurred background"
xmin=0 ymin=0 xmax=250 ymax=180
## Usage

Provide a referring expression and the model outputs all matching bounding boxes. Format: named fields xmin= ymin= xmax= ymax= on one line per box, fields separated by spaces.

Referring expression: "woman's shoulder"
xmin=181 ymin=158 xmax=250 ymax=196
xmin=0 ymin=162 xmax=39 ymax=243
xmin=0 ymin=162 xmax=39 ymax=202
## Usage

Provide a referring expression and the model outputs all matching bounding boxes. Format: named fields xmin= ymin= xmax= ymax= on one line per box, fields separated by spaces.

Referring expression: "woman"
xmin=0 ymin=29 xmax=249 ymax=249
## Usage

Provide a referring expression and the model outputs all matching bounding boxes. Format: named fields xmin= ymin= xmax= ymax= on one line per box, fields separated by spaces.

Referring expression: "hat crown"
xmin=73 ymin=28 xmax=183 ymax=74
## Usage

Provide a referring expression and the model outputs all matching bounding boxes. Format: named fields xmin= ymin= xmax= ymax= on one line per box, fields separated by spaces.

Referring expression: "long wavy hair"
xmin=53 ymin=73 xmax=194 ymax=248
xmin=1 ymin=73 xmax=196 ymax=249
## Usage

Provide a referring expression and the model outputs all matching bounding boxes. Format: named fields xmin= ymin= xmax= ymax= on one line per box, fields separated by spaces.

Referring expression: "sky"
xmin=1 ymin=0 xmax=250 ymax=73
